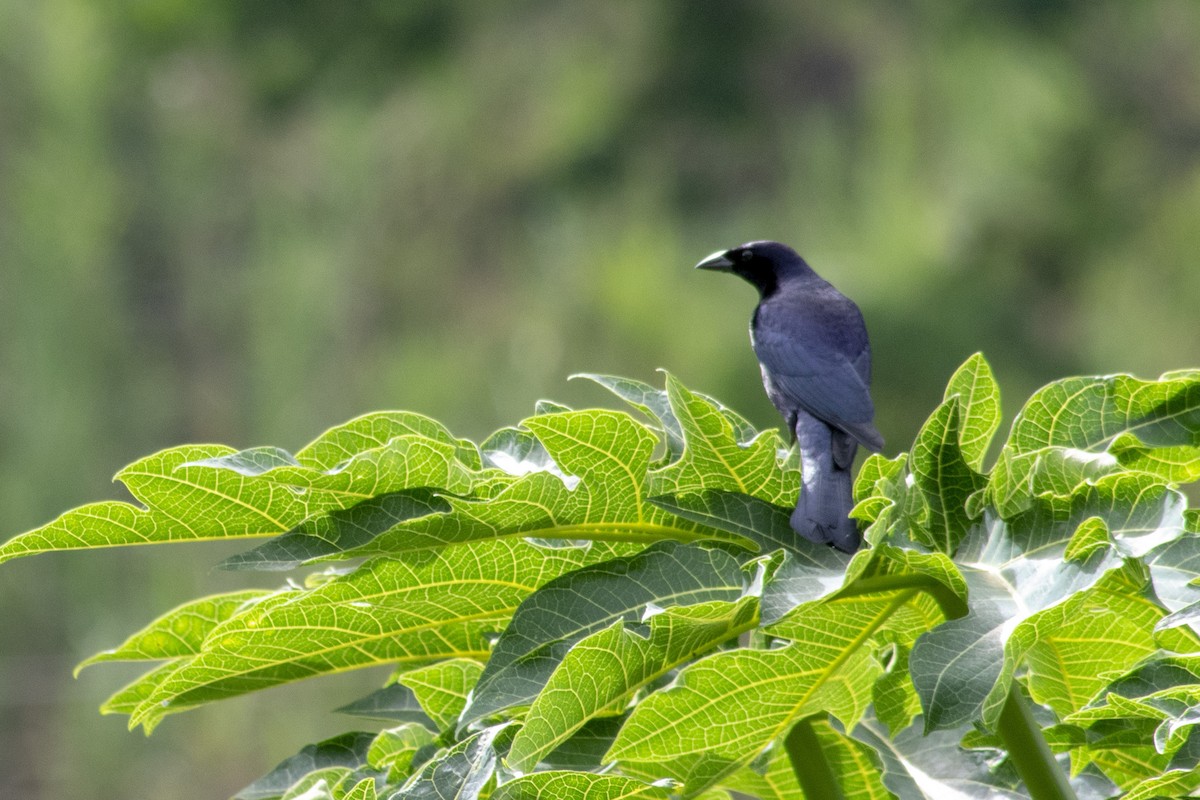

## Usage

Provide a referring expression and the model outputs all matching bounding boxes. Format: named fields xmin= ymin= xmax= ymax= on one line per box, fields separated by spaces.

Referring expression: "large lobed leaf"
xmin=8 ymin=361 xmax=1200 ymax=799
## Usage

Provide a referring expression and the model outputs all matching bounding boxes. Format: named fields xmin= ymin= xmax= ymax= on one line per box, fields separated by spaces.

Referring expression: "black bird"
xmin=696 ymin=241 xmax=883 ymax=552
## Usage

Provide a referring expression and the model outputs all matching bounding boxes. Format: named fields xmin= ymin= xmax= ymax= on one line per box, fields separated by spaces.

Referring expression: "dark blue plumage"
xmin=696 ymin=241 xmax=883 ymax=552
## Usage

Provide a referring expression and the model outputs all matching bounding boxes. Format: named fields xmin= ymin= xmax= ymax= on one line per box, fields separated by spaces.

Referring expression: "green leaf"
xmin=336 ymin=682 xmax=433 ymax=726
xmin=757 ymin=545 xmax=855 ymax=626
xmin=1109 ymin=432 xmax=1200 ymax=483
xmin=100 ymin=661 xmax=184 ymax=716
xmin=853 ymin=713 xmax=1026 ymax=798
xmin=943 ymin=352 xmax=1002 ymax=470
xmin=872 ymin=641 xmax=922 ymax=737
xmin=76 ymin=589 xmax=273 ymax=671
xmin=191 ymin=433 xmax=475 ymax=501
xmin=279 ymin=768 xmax=353 ymax=800
xmin=1063 ymin=516 xmax=1110 ymax=562
xmin=853 ymin=452 xmax=929 ymax=549
xmin=909 ymin=399 xmax=987 ymax=553
xmin=341 ymin=779 xmax=378 ymax=800
xmin=912 ymin=469 xmax=1186 ymax=731
xmin=295 ymin=411 xmax=480 ymax=472
xmin=909 ymin=592 xmax=1014 ymax=732
xmin=1145 ymin=532 xmax=1200 ymax=618
xmin=367 ymin=723 xmax=436 ymax=782
xmin=989 ymin=447 xmax=1126 ymax=519
xmin=508 ymin=597 xmax=758 ymax=771
xmin=1121 ymin=769 xmax=1200 ymax=800
xmin=464 ymin=541 xmax=748 ymax=725
xmin=1006 ymin=371 xmax=1200 ymax=455
xmin=127 ymin=540 xmax=628 ymax=731
xmin=334 ymin=409 xmax=748 ymax=558
xmin=573 ymin=373 xmax=686 ymax=461
xmin=649 ymin=490 xmax=846 ymax=560
xmin=648 ymin=374 xmax=797 ymax=505
xmin=397 ymin=658 xmax=484 ymax=733
xmin=0 ymin=446 xmax=259 ymax=562
xmin=720 ymin=717 xmax=891 ymax=800
xmin=401 ymin=724 xmax=506 ymax=800
xmin=234 ymin=732 xmax=375 ymax=800
xmin=1024 ymin=568 xmax=1166 ymax=718
xmin=0 ymin=416 xmax=479 ymax=564
xmin=492 ymin=772 xmax=670 ymax=800
xmin=606 ymin=582 xmax=939 ymax=794
xmin=221 ymin=490 xmax=449 ymax=571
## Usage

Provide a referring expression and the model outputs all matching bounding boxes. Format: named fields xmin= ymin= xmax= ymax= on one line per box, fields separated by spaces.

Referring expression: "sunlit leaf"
xmin=77 ymin=589 xmax=274 ymax=671
xmin=1006 ymin=371 xmax=1200 ymax=455
xmin=943 ymin=352 xmax=1002 ymax=471
xmin=508 ymin=598 xmax=758 ymax=771
xmin=398 ymin=658 xmax=484 ymax=733
xmin=129 ymin=540 xmax=628 ymax=731
xmin=367 ymin=723 xmax=436 ymax=782
xmin=464 ymin=542 xmax=748 ymax=724
xmin=909 ymin=399 xmax=986 ymax=553
xmin=492 ymin=772 xmax=670 ymax=800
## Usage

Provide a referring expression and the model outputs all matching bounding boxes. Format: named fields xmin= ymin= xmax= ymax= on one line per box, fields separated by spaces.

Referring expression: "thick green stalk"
xmin=785 ymin=716 xmax=844 ymax=800
xmin=996 ymin=685 xmax=1078 ymax=800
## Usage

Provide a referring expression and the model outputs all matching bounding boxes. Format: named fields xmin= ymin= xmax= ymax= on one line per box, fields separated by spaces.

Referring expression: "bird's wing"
xmin=752 ymin=297 xmax=884 ymax=452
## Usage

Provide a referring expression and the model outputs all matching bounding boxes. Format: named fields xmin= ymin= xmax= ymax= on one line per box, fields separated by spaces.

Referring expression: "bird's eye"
xmin=739 ymin=250 xmax=753 ymax=262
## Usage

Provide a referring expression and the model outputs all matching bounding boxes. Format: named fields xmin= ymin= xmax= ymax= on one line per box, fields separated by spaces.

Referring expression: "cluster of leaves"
xmin=5 ymin=354 xmax=1200 ymax=800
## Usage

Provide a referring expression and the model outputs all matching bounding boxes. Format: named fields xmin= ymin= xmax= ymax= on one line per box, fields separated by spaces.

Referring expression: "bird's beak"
xmin=694 ymin=249 xmax=735 ymax=271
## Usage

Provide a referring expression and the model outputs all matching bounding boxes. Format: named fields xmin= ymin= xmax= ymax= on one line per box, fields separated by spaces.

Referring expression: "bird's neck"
xmin=743 ymin=262 xmax=815 ymax=300
xmin=741 ymin=270 xmax=779 ymax=298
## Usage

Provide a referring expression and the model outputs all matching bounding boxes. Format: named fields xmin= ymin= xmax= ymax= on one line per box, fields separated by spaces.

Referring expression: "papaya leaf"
xmin=336 ymin=682 xmax=433 ymax=727
xmin=943 ymin=352 xmax=1002 ymax=471
xmin=127 ymin=540 xmax=629 ymax=731
xmin=648 ymin=374 xmax=797 ymax=506
xmin=342 ymin=779 xmax=378 ymax=800
xmin=573 ymin=373 xmax=686 ymax=461
xmin=492 ymin=772 xmax=671 ymax=800
xmin=853 ymin=713 xmax=1027 ymax=799
xmin=234 ymin=732 xmax=376 ymax=800
xmin=719 ymin=718 xmax=890 ymax=800
xmin=535 ymin=715 xmax=628 ymax=772
xmin=397 ymin=658 xmax=484 ymax=734
xmin=367 ymin=723 xmax=436 ymax=783
xmin=220 ymin=490 xmax=449 ymax=571
xmin=507 ymin=597 xmax=758 ymax=771
xmin=909 ymin=399 xmax=987 ymax=553
xmin=606 ymin=583 xmax=938 ymax=794
xmin=401 ymin=724 xmax=507 ymax=800
xmin=649 ymin=490 xmax=844 ymax=561
xmin=1024 ymin=568 xmax=1171 ymax=719
xmin=330 ymin=410 xmax=752 ymax=558
xmin=463 ymin=541 xmax=748 ymax=725
xmin=912 ymin=470 xmax=1186 ymax=731
xmin=1006 ymin=371 xmax=1200 ymax=455
xmin=76 ymin=589 xmax=274 ymax=671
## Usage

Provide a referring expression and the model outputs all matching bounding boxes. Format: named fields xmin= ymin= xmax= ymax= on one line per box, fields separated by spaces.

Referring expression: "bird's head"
xmin=694 ymin=240 xmax=812 ymax=296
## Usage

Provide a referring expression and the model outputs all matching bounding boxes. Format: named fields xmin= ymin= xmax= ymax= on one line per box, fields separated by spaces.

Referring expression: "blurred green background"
xmin=3 ymin=1 xmax=1199 ymax=797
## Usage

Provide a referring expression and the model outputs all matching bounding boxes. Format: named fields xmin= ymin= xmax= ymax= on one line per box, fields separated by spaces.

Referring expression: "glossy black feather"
xmin=696 ymin=240 xmax=883 ymax=552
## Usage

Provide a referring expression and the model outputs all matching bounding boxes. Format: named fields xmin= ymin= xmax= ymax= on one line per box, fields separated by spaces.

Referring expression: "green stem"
xmin=837 ymin=572 xmax=969 ymax=619
xmin=996 ymin=684 xmax=1078 ymax=800
xmin=842 ymin=570 xmax=1076 ymax=799
xmin=785 ymin=716 xmax=845 ymax=800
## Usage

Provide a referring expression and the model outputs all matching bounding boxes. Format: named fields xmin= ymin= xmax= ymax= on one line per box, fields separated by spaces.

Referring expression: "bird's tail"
xmin=790 ymin=416 xmax=860 ymax=553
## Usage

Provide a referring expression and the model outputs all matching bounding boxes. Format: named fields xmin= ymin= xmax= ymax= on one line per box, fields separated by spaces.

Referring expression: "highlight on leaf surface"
xmin=6 ymin=360 xmax=1200 ymax=799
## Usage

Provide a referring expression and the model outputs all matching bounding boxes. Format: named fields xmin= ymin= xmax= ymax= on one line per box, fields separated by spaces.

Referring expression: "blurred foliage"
xmin=1 ymin=1 xmax=1199 ymax=798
